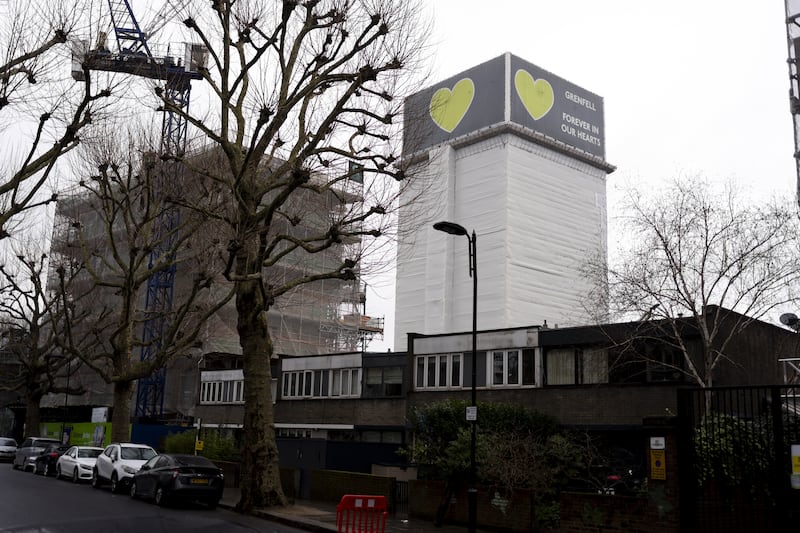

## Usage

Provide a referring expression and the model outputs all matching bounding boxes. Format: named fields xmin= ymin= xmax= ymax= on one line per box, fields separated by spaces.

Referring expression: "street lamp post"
xmin=433 ymin=221 xmax=477 ymax=533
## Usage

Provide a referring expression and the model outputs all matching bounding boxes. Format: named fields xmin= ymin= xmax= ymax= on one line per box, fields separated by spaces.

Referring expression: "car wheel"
xmin=91 ymin=469 xmax=101 ymax=489
xmin=72 ymin=468 xmax=79 ymax=484
xmin=129 ymin=480 xmax=137 ymax=499
xmin=110 ymin=472 xmax=119 ymax=493
xmin=154 ymin=486 xmax=167 ymax=507
xmin=34 ymin=462 xmax=41 ymax=475
xmin=56 ymin=465 xmax=62 ymax=479
xmin=45 ymin=463 xmax=52 ymax=477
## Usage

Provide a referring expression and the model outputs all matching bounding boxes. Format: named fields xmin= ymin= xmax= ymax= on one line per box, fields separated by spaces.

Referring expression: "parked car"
xmin=0 ymin=437 xmax=17 ymax=462
xmin=56 ymin=445 xmax=104 ymax=482
xmin=33 ymin=444 xmax=71 ymax=476
xmin=92 ymin=442 xmax=157 ymax=493
xmin=129 ymin=453 xmax=224 ymax=508
xmin=12 ymin=437 xmax=61 ymax=471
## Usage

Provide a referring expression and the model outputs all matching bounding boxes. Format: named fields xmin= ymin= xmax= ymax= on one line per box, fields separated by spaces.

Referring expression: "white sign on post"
xmin=466 ymin=406 xmax=477 ymax=422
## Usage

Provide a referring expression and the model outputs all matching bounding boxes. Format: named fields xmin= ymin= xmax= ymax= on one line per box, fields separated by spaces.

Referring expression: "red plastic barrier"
xmin=336 ymin=494 xmax=388 ymax=533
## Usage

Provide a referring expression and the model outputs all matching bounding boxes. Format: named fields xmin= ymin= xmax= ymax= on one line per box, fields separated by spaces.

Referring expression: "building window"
xmin=545 ymin=347 xmax=608 ymax=385
xmin=364 ymin=366 xmax=404 ymax=398
xmin=414 ymin=354 xmax=462 ymax=389
xmin=582 ymin=348 xmax=609 ymax=384
xmin=492 ymin=350 xmax=518 ymax=385
xmin=199 ymin=379 xmax=245 ymax=404
xmin=282 ymin=368 xmax=360 ymax=399
xmin=489 ymin=349 xmax=535 ymax=387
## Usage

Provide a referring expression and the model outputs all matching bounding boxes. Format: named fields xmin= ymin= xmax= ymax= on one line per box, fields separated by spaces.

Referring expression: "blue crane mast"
xmin=74 ymin=0 xmax=204 ymax=419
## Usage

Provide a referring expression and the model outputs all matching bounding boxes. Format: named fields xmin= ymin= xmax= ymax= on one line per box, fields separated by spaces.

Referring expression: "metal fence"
xmin=392 ymin=480 xmax=408 ymax=516
xmin=677 ymin=386 xmax=800 ymax=532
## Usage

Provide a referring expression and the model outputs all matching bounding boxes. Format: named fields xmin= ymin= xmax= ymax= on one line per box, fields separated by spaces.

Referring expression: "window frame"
xmin=414 ymin=353 xmax=463 ymax=390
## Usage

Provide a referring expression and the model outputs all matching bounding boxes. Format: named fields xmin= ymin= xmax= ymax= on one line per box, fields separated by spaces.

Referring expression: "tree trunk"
xmin=111 ymin=380 xmax=134 ymax=443
xmin=235 ymin=275 xmax=287 ymax=512
xmin=24 ymin=392 xmax=43 ymax=438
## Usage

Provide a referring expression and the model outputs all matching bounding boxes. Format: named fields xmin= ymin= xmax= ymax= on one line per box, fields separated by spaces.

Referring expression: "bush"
xmin=163 ymin=429 xmax=239 ymax=462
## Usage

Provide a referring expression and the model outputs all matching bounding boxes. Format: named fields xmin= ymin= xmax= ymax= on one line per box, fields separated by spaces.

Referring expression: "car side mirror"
xmin=140 ymin=465 xmax=150 ymax=471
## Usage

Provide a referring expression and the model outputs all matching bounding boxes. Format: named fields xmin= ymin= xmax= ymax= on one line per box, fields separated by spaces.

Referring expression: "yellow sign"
xmin=195 ymin=440 xmax=204 ymax=451
xmin=650 ymin=449 xmax=666 ymax=480
xmin=793 ymin=454 xmax=800 ymax=474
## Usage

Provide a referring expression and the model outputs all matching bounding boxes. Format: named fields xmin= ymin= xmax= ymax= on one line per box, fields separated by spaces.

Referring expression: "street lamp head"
xmin=433 ymin=221 xmax=468 ymax=236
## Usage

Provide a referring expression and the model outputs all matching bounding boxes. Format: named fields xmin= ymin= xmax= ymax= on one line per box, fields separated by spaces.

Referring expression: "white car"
xmin=0 ymin=437 xmax=16 ymax=462
xmin=92 ymin=442 xmax=157 ymax=493
xmin=56 ymin=446 xmax=104 ymax=483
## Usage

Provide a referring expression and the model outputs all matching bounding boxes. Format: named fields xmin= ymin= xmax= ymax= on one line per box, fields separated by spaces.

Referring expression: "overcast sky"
xmin=364 ymin=1 xmax=796 ymax=351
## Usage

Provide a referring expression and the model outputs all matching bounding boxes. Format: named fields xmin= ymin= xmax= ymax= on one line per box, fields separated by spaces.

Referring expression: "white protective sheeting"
xmin=394 ymin=133 xmax=607 ymax=350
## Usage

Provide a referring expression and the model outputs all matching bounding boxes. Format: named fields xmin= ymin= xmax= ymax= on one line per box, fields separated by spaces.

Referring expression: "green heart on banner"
xmin=515 ymin=69 xmax=554 ymax=120
xmin=429 ymin=78 xmax=475 ymax=133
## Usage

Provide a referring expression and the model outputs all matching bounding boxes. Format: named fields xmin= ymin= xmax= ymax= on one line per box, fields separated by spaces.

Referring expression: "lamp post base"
xmin=468 ymin=487 xmax=477 ymax=533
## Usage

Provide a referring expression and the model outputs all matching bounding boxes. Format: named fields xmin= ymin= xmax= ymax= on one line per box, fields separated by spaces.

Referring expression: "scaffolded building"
xmin=46 ymin=153 xmax=384 ymax=423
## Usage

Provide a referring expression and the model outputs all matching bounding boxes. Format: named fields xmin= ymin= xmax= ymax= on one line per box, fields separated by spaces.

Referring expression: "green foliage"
xmin=406 ymin=399 xmax=585 ymax=529
xmin=164 ymin=430 xmax=197 ymax=454
xmin=694 ymin=412 xmax=772 ymax=491
xmin=163 ymin=429 xmax=239 ymax=462
xmin=406 ymin=398 xmax=562 ymax=480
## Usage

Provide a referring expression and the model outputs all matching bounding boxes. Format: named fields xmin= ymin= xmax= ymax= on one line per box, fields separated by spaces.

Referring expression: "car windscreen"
xmin=0 ymin=438 xmax=15 ymax=446
xmin=120 ymin=447 xmax=157 ymax=460
xmin=78 ymin=449 xmax=102 ymax=458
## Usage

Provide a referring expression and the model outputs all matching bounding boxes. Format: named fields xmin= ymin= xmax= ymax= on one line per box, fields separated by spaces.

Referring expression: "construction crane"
xmin=72 ymin=0 xmax=206 ymax=419
xmin=785 ymin=0 xmax=800 ymax=204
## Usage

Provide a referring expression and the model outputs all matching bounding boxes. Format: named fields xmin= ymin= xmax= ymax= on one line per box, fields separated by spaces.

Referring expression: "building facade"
xmin=394 ymin=53 xmax=615 ymax=351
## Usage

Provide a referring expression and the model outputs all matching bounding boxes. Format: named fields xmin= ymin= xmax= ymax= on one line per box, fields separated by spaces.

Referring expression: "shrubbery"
xmin=163 ymin=429 xmax=239 ymax=462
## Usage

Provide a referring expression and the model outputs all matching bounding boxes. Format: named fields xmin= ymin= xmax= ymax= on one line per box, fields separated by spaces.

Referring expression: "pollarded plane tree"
xmin=154 ymin=0 xmax=431 ymax=511
xmin=53 ymin=128 xmax=235 ymax=444
xmin=0 ymin=0 xmax=114 ymax=240
xmin=0 ymin=241 xmax=87 ymax=436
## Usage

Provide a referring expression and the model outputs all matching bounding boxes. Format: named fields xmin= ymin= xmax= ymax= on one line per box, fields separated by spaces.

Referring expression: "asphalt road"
xmin=0 ymin=461 xmax=306 ymax=533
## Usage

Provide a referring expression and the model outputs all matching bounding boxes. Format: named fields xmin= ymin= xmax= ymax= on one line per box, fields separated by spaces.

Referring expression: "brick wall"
xmin=408 ymin=480 xmax=535 ymax=532
xmin=274 ymin=397 xmax=407 ymax=426
xmin=560 ymin=493 xmax=675 ymax=533
xmin=308 ymin=469 xmax=394 ymax=503
xmin=409 ymin=385 xmax=678 ymax=427
xmin=560 ymin=417 xmax=680 ymax=533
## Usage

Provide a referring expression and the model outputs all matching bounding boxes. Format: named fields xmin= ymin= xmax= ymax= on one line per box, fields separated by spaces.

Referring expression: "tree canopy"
xmin=583 ymin=178 xmax=800 ymax=387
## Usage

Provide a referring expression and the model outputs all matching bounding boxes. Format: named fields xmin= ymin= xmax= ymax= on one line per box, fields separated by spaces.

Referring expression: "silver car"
xmin=0 ymin=437 xmax=16 ymax=462
xmin=12 ymin=437 xmax=60 ymax=471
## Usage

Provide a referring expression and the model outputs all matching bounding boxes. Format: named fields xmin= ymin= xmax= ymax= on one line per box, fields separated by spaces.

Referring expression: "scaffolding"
xmin=265 ymin=172 xmax=384 ymax=355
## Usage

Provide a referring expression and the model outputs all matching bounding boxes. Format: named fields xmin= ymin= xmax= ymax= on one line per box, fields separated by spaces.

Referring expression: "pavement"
xmin=219 ymin=487 xmax=495 ymax=533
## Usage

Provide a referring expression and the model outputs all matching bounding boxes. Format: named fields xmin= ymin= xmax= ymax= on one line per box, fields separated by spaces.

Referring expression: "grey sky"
xmin=364 ymin=1 xmax=795 ymax=351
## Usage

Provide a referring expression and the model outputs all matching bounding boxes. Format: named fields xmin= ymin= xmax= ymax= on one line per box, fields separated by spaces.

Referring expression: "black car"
xmin=33 ymin=444 xmax=71 ymax=476
xmin=129 ymin=453 xmax=224 ymax=508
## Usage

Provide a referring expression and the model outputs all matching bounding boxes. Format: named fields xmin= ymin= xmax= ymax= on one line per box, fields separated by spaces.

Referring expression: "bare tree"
xmin=140 ymin=0 xmax=433 ymax=510
xmin=0 ymin=243 xmax=85 ymax=437
xmin=53 ymin=129 xmax=234 ymax=443
xmin=583 ymin=178 xmax=800 ymax=388
xmin=0 ymin=0 xmax=112 ymax=240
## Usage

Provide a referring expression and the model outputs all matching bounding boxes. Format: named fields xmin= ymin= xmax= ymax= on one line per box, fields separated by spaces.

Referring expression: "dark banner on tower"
xmin=403 ymin=53 xmax=605 ymax=160
xmin=403 ymin=55 xmax=505 ymax=156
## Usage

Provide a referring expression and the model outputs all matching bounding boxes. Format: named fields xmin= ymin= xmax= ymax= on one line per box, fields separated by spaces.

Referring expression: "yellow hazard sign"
xmin=650 ymin=449 xmax=666 ymax=480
